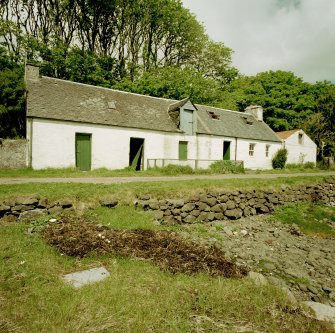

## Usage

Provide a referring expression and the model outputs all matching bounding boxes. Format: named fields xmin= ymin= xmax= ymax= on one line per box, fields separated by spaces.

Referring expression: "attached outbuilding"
xmin=25 ymin=65 xmax=283 ymax=171
xmin=276 ymin=129 xmax=317 ymax=164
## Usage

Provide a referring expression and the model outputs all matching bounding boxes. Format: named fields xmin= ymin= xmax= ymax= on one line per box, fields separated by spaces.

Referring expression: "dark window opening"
xmin=223 ymin=141 xmax=231 ymax=160
xmin=129 ymin=138 xmax=144 ymax=171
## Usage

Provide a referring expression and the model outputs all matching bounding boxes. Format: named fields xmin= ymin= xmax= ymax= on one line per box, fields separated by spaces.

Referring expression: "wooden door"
xmin=76 ymin=133 xmax=91 ymax=171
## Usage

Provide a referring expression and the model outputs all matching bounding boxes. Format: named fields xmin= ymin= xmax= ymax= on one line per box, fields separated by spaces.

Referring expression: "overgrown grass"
xmin=1 ymin=218 xmax=332 ymax=332
xmin=0 ymin=163 xmax=244 ymax=178
xmin=285 ymin=162 xmax=316 ymax=169
xmin=209 ymin=160 xmax=245 ymax=174
xmin=271 ymin=203 xmax=335 ymax=238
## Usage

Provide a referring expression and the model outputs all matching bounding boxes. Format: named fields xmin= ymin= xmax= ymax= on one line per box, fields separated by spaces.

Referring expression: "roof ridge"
xmin=195 ymin=103 xmax=246 ymax=115
xmin=40 ymin=76 xmax=177 ymax=103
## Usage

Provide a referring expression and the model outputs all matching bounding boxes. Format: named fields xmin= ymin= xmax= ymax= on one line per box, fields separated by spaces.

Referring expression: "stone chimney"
xmin=245 ymin=105 xmax=263 ymax=122
xmin=25 ymin=64 xmax=40 ymax=82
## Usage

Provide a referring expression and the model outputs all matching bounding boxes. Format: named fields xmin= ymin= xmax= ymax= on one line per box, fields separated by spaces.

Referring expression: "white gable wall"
xmin=284 ymin=131 xmax=317 ymax=164
xmin=28 ymin=118 xmax=281 ymax=170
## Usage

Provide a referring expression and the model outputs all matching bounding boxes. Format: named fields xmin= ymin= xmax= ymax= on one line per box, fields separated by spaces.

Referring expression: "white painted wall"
xmin=235 ymin=138 xmax=282 ymax=170
xmin=29 ymin=119 xmax=282 ymax=170
xmin=283 ymin=130 xmax=317 ymax=164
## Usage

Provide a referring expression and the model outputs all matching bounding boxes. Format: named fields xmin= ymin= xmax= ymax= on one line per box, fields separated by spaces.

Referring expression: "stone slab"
xmin=62 ymin=267 xmax=110 ymax=288
xmin=303 ymin=301 xmax=335 ymax=327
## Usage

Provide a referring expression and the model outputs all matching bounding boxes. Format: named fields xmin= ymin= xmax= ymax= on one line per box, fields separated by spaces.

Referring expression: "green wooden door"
xmin=223 ymin=141 xmax=231 ymax=160
xmin=179 ymin=141 xmax=188 ymax=160
xmin=76 ymin=133 xmax=91 ymax=171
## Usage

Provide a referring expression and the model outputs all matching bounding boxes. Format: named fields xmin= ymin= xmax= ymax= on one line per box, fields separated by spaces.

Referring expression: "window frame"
xmin=265 ymin=144 xmax=270 ymax=158
xmin=249 ymin=143 xmax=256 ymax=157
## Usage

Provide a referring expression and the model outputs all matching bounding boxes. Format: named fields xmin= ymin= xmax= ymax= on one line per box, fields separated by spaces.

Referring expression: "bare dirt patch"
xmin=41 ymin=217 xmax=248 ymax=278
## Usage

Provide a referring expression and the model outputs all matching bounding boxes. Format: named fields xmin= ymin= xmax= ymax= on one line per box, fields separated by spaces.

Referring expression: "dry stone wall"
xmin=1 ymin=179 xmax=334 ymax=223
xmin=0 ymin=139 xmax=27 ymax=168
xmin=136 ymin=181 xmax=335 ymax=224
xmin=0 ymin=195 xmax=73 ymax=220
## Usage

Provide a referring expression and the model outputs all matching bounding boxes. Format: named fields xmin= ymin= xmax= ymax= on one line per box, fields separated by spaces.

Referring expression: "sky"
xmin=182 ymin=0 xmax=335 ymax=83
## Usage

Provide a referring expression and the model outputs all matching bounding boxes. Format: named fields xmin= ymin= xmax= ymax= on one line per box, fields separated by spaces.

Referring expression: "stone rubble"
xmin=184 ymin=214 xmax=335 ymax=307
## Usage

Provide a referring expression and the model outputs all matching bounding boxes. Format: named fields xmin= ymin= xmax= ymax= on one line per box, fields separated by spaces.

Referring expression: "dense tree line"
xmin=0 ymin=0 xmax=334 ymax=159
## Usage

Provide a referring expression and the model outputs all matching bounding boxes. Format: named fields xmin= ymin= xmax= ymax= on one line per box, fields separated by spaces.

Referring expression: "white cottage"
xmin=25 ymin=65 xmax=283 ymax=171
xmin=276 ymin=129 xmax=317 ymax=164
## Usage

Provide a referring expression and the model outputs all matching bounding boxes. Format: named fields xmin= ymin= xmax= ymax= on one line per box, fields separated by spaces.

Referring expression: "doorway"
xmin=75 ymin=133 xmax=92 ymax=171
xmin=129 ymin=138 xmax=144 ymax=171
xmin=223 ymin=141 xmax=231 ymax=160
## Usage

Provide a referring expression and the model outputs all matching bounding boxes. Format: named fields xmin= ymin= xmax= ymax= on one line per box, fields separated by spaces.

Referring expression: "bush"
xmin=209 ymin=160 xmax=244 ymax=174
xmin=272 ymin=148 xmax=288 ymax=169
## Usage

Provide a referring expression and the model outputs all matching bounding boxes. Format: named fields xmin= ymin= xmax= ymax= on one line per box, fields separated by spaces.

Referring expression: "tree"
xmin=222 ymin=70 xmax=315 ymax=131
xmin=192 ymin=40 xmax=238 ymax=87
xmin=0 ymin=47 xmax=25 ymax=138
xmin=114 ymin=65 xmax=223 ymax=105
xmin=303 ymin=81 xmax=335 ymax=158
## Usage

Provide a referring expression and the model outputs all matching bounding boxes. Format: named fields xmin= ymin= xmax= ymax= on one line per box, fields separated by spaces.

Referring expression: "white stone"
xmin=62 ymin=267 xmax=110 ymax=288
xmin=248 ymin=271 xmax=268 ymax=286
xmin=303 ymin=301 xmax=335 ymax=327
xmin=240 ymin=229 xmax=248 ymax=237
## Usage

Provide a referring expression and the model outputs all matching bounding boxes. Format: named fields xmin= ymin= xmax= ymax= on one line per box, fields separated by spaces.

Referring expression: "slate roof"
xmin=195 ymin=104 xmax=281 ymax=142
xmin=276 ymin=129 xmax=300 ymax=140
xmin=26 ymin=75 xmax=281 ymax=142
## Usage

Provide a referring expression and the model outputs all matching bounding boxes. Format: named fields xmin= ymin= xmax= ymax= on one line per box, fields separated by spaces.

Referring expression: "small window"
xmin=249 ymin=143 xmax=255 ymax=157
xmin=298 ymin=133 xmax=303 ymax=144
xmin=208 ymin=111 xmax=220 ymax=120
xmin=265 ymin=145 xmax=270 ymax=158
xmin=179 ymin=141 xmax=188 ymax=160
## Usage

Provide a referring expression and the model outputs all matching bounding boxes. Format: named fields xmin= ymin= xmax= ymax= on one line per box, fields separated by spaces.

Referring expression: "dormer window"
xmin=208 ymin=111 xmax=220 ymax=120
xmin=242 ymin=116 xmax=254 ymax=125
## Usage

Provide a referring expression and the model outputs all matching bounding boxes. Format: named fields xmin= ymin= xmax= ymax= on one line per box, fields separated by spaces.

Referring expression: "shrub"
xmin=160 ymin=164 xmax=195 ymax=175
xmin=272 ymin=148 xmax=288 ymax=169
xmin=209 ymin=160 xmax=244 ymax=174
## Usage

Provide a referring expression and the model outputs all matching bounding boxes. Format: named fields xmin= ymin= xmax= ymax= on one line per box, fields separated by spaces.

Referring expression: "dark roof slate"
xmin=27 ymin=76 xmax=180 ymax=133
xmin=26 ymin=75 xmax=281 ymax=142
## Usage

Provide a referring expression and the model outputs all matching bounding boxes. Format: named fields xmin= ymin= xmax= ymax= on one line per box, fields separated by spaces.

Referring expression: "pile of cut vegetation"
xmin=41 ymin=217 xmax=248 ymax=278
